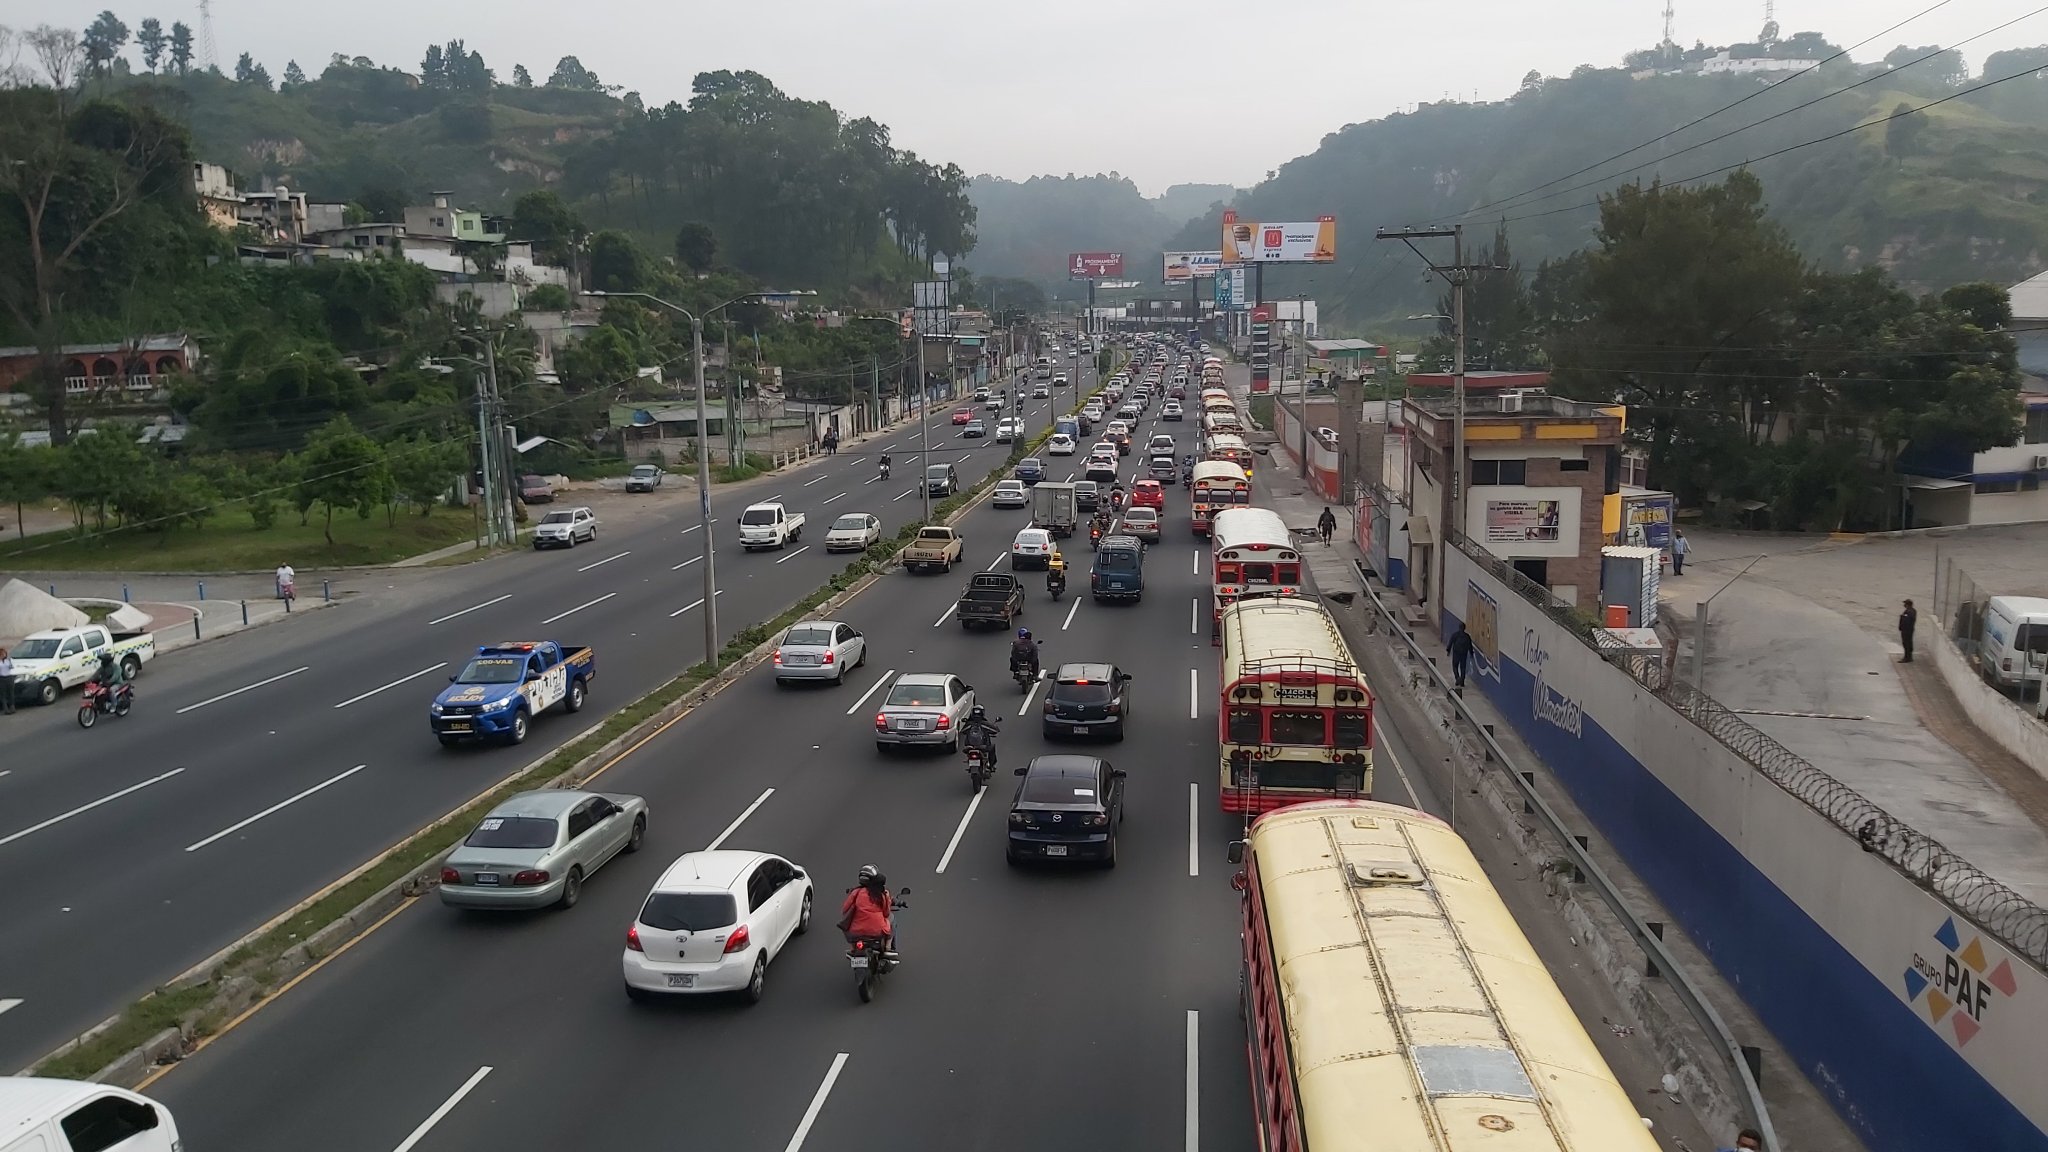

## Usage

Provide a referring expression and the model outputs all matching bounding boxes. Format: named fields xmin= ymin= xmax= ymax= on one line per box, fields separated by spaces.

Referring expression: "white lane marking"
xmin=985 ymin=553 xmax=1004 ymax=571
xmin=334 ymin=663 xmax=449 ymax=710
xmin=672 ymin=556 xmax=701 ymax=571
xmin=804 ymin=474 xmax=833 ymax=486
xmin=1378 ymin=719 xmax=1423 ymax=809
xmin=706 ymin=788 xmax=775 ymax=851
xmin=1189 ymin=668 xmax=1200 ymax=719
xmin=1186 ymin=1012 xmax=1200 ymax=1152
xmin=933 ymin=603 xmax=957 ymax=627
xmin=185 ymin=765 xmax=368 ymax=852
xmin=893 ymin=488 xmax=915 ymax=502
xmin=1192 ymin=548 xmax=1202 ymax=575
xmin=393 ymin=1066 xmax=494 ymax=1152
xmin=0 ymin=999 xmax=19 ymax=1016
xmin=0 ymin=768 xmax=186 ymax=849
xmin=1188 ymin=783 xmax=1201 ymax=877
xmin=1021 ymin=677 xmax=1044 ymax=714
xmin=846 ymin=670 xmax=897 ymax=716
xmin=774 ymin=545 xmax=813 ymax=565
xmin=576 ymin=550 xmax=632 ymax=572
xmin=668 ymin=589 xmax=726 ymax=618
xmin=540 ymin=592 xmax=616 ymax=625
xmin=935 ymin=786 xmax=987 ymax=874
xmin=1062 ymin=597 xmax=1081 ymax=630
xmin=782 ymin=1053 xmax=851 ymax=1152
xmin=822 ymin=492 xmax=847 ymax=505
xmin=1190 ymin=597 xmax=1199 ymax=636
xmin=0 ymin=770 xmax=11 ymax=779
xmin=678 ymin=520 xmax=718 ymax=536
xmin=881 ymin=442 xmax=896 ymax=452
xmin=428 ymin=594 xmax=510 ymax=626
xmin=176 ymin=667 xmax=310 ymax=715
xmin=768 ymin=492 xmax=785 ymax=501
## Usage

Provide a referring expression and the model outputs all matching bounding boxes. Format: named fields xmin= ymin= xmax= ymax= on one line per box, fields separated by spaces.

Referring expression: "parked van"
xmin=1980 ymin=595 xmax=2048 ymax=693
xmin=1 ymin=1078 xmax=182 ymax=1152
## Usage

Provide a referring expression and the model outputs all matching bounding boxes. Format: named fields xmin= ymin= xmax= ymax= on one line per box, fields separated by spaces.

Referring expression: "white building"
xmin=1697 ymin=52 xmax=1819 ymax=76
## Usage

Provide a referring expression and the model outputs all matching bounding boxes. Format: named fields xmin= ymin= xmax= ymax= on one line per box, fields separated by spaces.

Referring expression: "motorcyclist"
xmin=1009 ymin=628 xmax=1040 ymax=680
xmin=878 ymin=452 xmax=892 ymax=479
xmin=1046 ymin=550 xmax=1066 ymax=593
xmin=839 ymin=864 xmax=895 ymax=954
xmin=90 ymin=652 xmax=128 ymax=705
xmin=962 ymin=704 xmax=1002 ymax=769
xmin=1109 ymin=484 xmax=1126 ymax=511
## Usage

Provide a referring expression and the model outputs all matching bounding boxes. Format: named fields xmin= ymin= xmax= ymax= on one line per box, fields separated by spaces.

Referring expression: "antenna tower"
xmin=1661 ymin=0 xmax=1676 ymax=45
xmin=198 ymin=0 xmax=219 ymax=72
xmin=1764 ymin=0 xmax=1775 ymax=25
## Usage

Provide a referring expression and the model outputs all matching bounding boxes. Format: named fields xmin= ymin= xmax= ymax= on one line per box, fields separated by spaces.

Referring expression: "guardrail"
xmin=1353 ymin=559 xmax=1781 ymax=1152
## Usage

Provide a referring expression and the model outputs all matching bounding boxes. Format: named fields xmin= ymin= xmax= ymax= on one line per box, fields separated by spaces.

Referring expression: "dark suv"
xmin=1042 ymin=662 xmax=1133 ymax=741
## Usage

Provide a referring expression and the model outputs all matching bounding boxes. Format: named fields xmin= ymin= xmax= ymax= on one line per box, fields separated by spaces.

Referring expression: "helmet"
xmin=857 ymin=864 xmax=880 ymax=883
xmin=970 ymin=705 xmax=988 ymax=721
xmin=1017 ymin=627 xmax=1032 ymax=639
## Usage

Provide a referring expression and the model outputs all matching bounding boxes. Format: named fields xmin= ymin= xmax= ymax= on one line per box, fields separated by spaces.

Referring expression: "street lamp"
xmin=584 ymin=288 xmax=816 ymax=669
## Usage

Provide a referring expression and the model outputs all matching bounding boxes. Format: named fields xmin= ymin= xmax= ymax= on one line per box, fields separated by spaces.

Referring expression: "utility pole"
xmin=692 ymin=316 xmax=719 ymax=666
xmin=1295 ymin=302 xmax=1311 ymax=485
xmin=484 ymin=339 xmax=515 ymax=546
xmin=917 ymin=328 xmax=932 ymax=523
xmin=474 ymin=365 xmax=497 ymax=547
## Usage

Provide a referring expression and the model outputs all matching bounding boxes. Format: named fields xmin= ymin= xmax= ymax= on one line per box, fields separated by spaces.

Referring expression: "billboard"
xmin=1163 ymin=250 xmax=1223 ymax=281
xmin=1221 ymin=210 xmax=1337 ymax=264
xmin=1485 ymin=499 xmax=1563 ymax=544
xmin=1214 ymin=266 xmax=1248 ymax=310
xmin=1068 ymin=252 xmax=1125 ymax=280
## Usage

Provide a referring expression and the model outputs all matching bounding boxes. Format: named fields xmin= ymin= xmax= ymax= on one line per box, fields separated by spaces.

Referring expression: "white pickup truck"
xmin=6 ymin=624 xmax=156 ymax=706
xmin=738 ymin=502 xmax=805 ymax=551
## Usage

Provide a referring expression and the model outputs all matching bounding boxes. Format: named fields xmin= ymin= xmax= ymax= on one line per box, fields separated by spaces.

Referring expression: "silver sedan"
xmin=873 ymin=672 xmax=977 ymax=752
xmin=439 ymin=789 xmax=648 ymax=911
xmin=773 ymin=620 xmax=867 ymax=685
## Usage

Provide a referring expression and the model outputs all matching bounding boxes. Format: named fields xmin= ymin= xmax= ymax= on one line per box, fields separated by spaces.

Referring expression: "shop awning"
xmin=1404 ymin=515 xmax=1434 ymax=545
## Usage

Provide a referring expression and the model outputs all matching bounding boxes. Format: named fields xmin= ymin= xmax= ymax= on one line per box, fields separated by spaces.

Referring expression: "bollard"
xmin=122 ymin=584 xmax=131 ymax=603
xmin=49 ymin=585 xmax=56 ymax=597
xmin=192 ymin=612 xmax=201 ymax=640
xmin=241 ymin=600 xmax=249 ymax=626
xmin=1645 ymin=921 xmax=1665 ymax=979
xmin=198 ymin=580 xmax=207 ymax=601
xmin=323 ymin=579 xmax=331 ymax=603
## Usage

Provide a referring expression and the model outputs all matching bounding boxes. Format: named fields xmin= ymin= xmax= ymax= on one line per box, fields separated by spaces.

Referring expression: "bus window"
xmin=1242 ymin=562 xmax=1275 ymax=585
xmin=1277 ymin=562 xmax=1301 ymax=585
xmin=1216 ymin=562 xmax=1240 ymax=584
xmin=1334 ymin=711 xmax=1370 ymax=748
xmin=1227 ymin=707 xmax=1263 ymax=744
xmin=1269 ymin=710 xmax=1327 ymax=745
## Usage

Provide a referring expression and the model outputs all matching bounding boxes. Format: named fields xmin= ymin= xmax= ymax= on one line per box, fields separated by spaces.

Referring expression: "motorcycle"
xmin=879 ymin=461 xmax=891 ymax=480
xmin=77 ymin=679 xmax=133 ymax=728
xmin=849 ymin=888 xmax=911 ymax=1003
xmin=965 ymin=744 xmax=994 ymax=791
xmin=1047 ymin=568 xmax=1066 ymax=601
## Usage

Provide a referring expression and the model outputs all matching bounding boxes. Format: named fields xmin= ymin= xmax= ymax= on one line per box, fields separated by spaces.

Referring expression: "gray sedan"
xmin=773 ymin=620 xmax=867 ymax=685
xmin=439 ymin=789 xmax=648 ymax=911
xmin=873 ymin=672 xmax=977 ymax=752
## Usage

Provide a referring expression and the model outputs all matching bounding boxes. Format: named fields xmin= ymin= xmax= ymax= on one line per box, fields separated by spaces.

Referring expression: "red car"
xmin=1130 ymin=479 xmax=1166 ymax=511
xmin=951 ymin=407 xmax=974 ymax=425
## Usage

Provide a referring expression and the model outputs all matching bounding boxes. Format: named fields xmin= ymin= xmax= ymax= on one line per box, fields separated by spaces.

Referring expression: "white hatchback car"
xmin=1046 ymin=433 xmax=1077 ymax=456
xmin=624 ymin=850 xmax=813 ymax=1004
xmin=1011 ymin=527 xmax=1054 ymax=570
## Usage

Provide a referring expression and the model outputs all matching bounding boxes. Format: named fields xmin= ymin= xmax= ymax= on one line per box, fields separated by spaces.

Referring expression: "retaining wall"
xmin=1931 ymin=631 xmax=2048 ymax=779
xmin=1442 ymin=544 xmax=2048 ymax=1152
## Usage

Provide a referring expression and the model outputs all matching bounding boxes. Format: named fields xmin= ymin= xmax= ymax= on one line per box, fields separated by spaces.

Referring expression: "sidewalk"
xmin=0 ymin=574 xmax=339 ymax=655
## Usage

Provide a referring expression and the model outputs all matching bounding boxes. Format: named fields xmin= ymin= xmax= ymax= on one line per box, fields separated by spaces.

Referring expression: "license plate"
xmin=1044 ymin=845 xmax=1068 ymax=857
xmin=849 ymin=955 xmax=873 ymax=970
xmin=473 ymin=873 xmax=500 ymax=886
xmin=1072 ymin=726 xmax=1090 ymax=736
xmin=666 ymin=974 xmax=696 ymax=988
xmin=444 ymin=721 xmax=473 ymax=732
xmin=787 ymin=655 xmax=815 ymax=665
xmin=899 ymin=719 xmax=928 ymax=731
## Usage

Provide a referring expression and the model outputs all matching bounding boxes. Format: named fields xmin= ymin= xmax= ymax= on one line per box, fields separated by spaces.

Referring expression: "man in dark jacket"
xmin=1448 ymin=625 xmax=1475 ymax=689
xmin=1899 ymin=599 xmax=1918 ymax=663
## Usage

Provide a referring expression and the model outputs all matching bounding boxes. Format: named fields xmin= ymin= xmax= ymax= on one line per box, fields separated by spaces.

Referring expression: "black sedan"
xmin=1006 ymin=755 xmax=1126 ymax=867
xmin=1041 ymin=662 xmax=1132 ymax=741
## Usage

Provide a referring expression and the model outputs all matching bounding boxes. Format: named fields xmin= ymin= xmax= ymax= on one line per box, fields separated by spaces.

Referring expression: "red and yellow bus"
xmin=1191 ymin=460 xmax=1251 ymax=536
xmin=1217 ymin=596 xmax=1371 ymax=812
xmin=1205 ymin=432 xmax=1255 ymax=477
xmin=1210 ymin=507 xmax=1302 ymax=635
xmin=1230 ymin=800 xmax=1660 ymax=1152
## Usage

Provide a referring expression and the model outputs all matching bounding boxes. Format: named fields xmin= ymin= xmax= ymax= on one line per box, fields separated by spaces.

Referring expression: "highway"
xmin=134 ymin=370 xmax=1277 ymax=1152
xmin=0 ymin=356 xmax=1100 ymax=1072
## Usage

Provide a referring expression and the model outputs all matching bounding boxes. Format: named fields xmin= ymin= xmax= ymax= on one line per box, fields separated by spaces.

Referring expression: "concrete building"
xmin=236 ymin=184 xmax=308 ymax=244
xmin=1697 ymin=51 xmax=1819 ymax=75
xmin=0 ymin=335 xmax=199 ymax=409
xmin=191 ymin=162 xmax=242 ymax=229
xmin=403 ymin=192 xmax=503 ymax=245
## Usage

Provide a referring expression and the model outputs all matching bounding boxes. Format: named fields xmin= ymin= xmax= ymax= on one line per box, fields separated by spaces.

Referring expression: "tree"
xmin=1984 ymin=45 xmax=2048 ymax=78
xmin=586 ymin=229 xmax=648 ymax=293
xmin=509 ymin=190 xmax=583 ymax=263
xmin=282 ymin=59 xmax=305 ymax=87
xmin=1425 ymin=223 xmax=1536 ymax=371
xmin=1884 ymin=103 xmax=1924 ymax=162
xmin=54 ymin=427 xmax=150 ymax=531
xmin=291 ymin=417 xmax=388 ymax=546
xmin=547 ymin=55 xmax=601 ymax=90
xmin=247 ymin=60 xmax=272 ymax=89
xmin=115 ymin=457 xmax=215 ymax=539
xmin=135 ymin=18 xmax=164 ymax=72
xmin=438 ymin=100 xmax=491 ymax=142
xmin=556 ymin=324 xmax=639 ymax=393
xmin=234 ymin=51 xmax=256 ymax=82
xmin=81 ymin=11 xmax=128 ymax=75
xmin=623 ymin=90 xmax=644 ymax=114
xmin=0 ymin=436 xmax=56 ymax=539
xmin=420 ymin=42 xmax=445 ymax=86
xmin=523 ymin=283 xmax=572 ymax=311
xmin=167 ymin=22 xmax=192 ymax=73
xmin=512 ymin=63 xmax=532 ymax=87
xmin=385 ymin=432 xmax=466 ymax=517
xmin=673 ymin=221 xmax=718 ymax=270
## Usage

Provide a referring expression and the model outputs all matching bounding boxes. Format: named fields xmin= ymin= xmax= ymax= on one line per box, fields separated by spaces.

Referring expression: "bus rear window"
xmin=1269 ymin=710 xmax=1327 ymax=745
xmin=1216 ymin=562 xmax=1239 ymax=583
xmin=1227 ymin=707 xmax=1262 ymax=744
xmin=1243 ymin=562 xmax=1276 ymax=585
xmin=1277 ymin=564 xmax=1301 ymax=585
xmin=1334 ymin=711 xmax=1370 ymax=748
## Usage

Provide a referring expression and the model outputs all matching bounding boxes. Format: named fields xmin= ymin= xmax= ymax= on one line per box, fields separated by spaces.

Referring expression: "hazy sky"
xmin=30 ymin=0 xmax=2048 ymax=195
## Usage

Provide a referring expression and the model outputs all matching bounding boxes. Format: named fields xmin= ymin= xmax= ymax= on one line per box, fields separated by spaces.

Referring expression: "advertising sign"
xmin=1221 ymin=210 xmax=1338 ymax=264
xmin=1163 ymin=250 xmax=1223 ymax=282
xmin=1485 ymin=499 xmax=1563 ymax=544
xmin=1067 ymin=252 xmax=1125 ymax=280
xmin=1249 ymin=304 xmax=1273 ymax=394
xmin=1214 ymin=267 xmax=1249 ymax=309
xmin=1622 ymin=491 xmax=1675 ymax=551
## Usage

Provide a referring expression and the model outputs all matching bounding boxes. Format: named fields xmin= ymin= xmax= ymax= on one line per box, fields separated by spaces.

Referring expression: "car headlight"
xmin=431 ymin=704 xmax=444 ymax=715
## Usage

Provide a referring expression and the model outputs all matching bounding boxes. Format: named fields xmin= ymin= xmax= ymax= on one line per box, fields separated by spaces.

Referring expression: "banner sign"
xmin=1214 ymin=267 xmax=1248 ymax=310
xmin=1485 ymin=499 xmax=1563 ymax=544
xmin=1067 ymin=252 xmax=1124 ymax=280
xmin=1221 ymin=211 xmax=1337 ymax=264
xmin=1163 ymin=250 xmax=1223 ymax=281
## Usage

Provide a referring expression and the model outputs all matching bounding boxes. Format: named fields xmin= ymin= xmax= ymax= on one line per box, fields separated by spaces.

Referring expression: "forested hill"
xmin=966 ymin=175 xmax=1237 ymax=284
xmin=1160 ymin=41 xmax=2048 ymax=331
xmin=91 ymin=46 xmax=974 ymax=294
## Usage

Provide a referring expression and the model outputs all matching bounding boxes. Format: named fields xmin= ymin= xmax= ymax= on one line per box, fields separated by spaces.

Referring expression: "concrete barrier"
xmin=1932 ymin=631 xmax=2048 ymax=780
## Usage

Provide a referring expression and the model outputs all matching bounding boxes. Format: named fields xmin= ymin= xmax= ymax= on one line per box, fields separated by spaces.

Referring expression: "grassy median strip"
xmin=34 ymin=389 xmax=1099 ymax=1084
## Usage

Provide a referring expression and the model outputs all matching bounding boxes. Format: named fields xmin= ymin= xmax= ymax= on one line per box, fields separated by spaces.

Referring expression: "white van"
xmin=1980 ymin=595 xmax=2048 ymax=692
xmin=1 ymin=1078 xmax=181 ymax=1152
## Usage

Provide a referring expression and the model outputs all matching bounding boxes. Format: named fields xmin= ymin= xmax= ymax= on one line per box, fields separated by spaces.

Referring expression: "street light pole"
xmin=917 ymin=329 xmax=931 ymax=522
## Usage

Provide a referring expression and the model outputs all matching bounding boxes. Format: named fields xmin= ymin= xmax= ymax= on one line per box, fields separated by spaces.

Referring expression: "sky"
xmin=26 ymin=0 xmax=2048 ymax=195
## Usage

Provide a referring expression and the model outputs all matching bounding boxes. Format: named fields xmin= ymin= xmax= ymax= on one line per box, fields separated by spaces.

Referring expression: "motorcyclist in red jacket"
xmin=839 ymin=865 xmax=895 ymax=952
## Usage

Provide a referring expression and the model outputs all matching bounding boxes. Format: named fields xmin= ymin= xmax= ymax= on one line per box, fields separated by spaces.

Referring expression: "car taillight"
xmin=822 ymin=650 xmax=835 ymax=665
xmin=440 ymin=867 xmax=460 ymax=885
xmin=935 ymin=714 xmax=951 ymax=729
xmin=723 ymin=925 xmax=751 ymax=954
xmin=772 ymin=649 xmax=783 ymax=666
xmin=1043 ymin=698 xmax=1055 ymax=713
xmin=1087 ymin=814 xmax=1109 ymax=827
xmin=875 ymin=713 xmax=888 ymax=729
xmin=626 ymin=925 xmax=643 ymax=952
xmin=512 ymin=870 xmax=549 ymax=886
xmin=1107 ymin=701 xmax=1122 ymax=714
xmin=1008 ymin=811 xmax=1029 ymax=825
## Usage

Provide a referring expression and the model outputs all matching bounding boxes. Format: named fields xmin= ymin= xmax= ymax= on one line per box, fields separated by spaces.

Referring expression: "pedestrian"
xmin=1718 ymin=1127 xmax=1764 ymax=1152
xmin=0 ymin=646 xmax=16 ymax=715
xmin=275 ymin=561 xmax=296 ymax=602
xmin=1671 ymin=529 xmax=1690 ymax=575
xmin=1317 ymin=506 xmax=1337 ymax=547
xmin=1899 ymin=598 xmax=1918 ymax=663
xmin=1448 ymin=625 xmax=1474 ymax=689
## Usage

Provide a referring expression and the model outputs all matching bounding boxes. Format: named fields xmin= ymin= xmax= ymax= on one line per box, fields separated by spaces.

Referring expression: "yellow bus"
xmin=1230 ymin=800 xmax=1660 ymax=1152
xmin=1191 ymin=460 xmax=1251 ymax=536
xmin=1218 ymin=597 xmax=1369 ymax=811
xmin=1206 ymin=432 xmax=1254 ymax=477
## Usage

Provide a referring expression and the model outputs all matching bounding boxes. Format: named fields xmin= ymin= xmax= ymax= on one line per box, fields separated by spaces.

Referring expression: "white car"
xmin=1148 ymin=434 xmax=1176 ymax=455
xmin=1053 ymin=373 xmax=1068 ymax=386
xmin=1105 ymin=420 xmax=1130 ymax=438
xmin=996 ymin=419 xmax=1022 ymax=443
xmin=533 ymin=506 xmax=597 ymax=549
xmin=824 ymin=512 xmax=882 ymax=552
xmin=985 ymin=395 xmax=1004 ymax=411
xmin=1011 ymin=527 xmax=1054 ymax=570
xmin=1046 ymin=433 xmax=1077 ymax=456
xmin=773 ymin=620 xmax=867 ymax=684
xmin=624 ymin=851 xmax=814 ymax=1004
xmin=992 ymin=479 xmax=1029 ymax=508
xmin=1033 ymin=383 xmax=1050 ymax=398
xmin=1162 ymin=400 xmax=1184 ymax=421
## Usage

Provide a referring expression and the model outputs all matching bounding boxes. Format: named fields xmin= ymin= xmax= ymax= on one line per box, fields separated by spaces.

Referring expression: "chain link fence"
xmin=1934 ymin=558 xmax=1993 ymax=658
xmin=1452 ymin=534 xmax=2048 ymax=969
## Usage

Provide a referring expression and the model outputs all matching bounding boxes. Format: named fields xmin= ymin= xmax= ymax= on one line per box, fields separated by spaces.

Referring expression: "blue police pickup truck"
xmin=430 ymin=641 xmax=595 ymax=747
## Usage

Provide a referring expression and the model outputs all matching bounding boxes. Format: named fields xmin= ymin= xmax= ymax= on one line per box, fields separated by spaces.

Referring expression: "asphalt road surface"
xmin=147 ymin=376 xmax=1263 ymax=1151
xmin=0 ymin=360 xmax=1100 ymax=1071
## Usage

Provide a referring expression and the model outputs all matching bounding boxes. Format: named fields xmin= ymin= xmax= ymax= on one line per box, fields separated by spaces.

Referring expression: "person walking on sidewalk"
xmin=1899 ymin=598 xmax=1918 ymax=663
xmin=275 ymin=562 xmax=296 ymax=603
xmin=0 ymin=646 xmax=16 ymax=715
xmin=1447 ymin=625 xmax=1474 ymax=690
xmin=1671 ymin=530 xmax=1690 ymax=575
xmin=1317 ymin=506 xmax=1337 ymax=547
